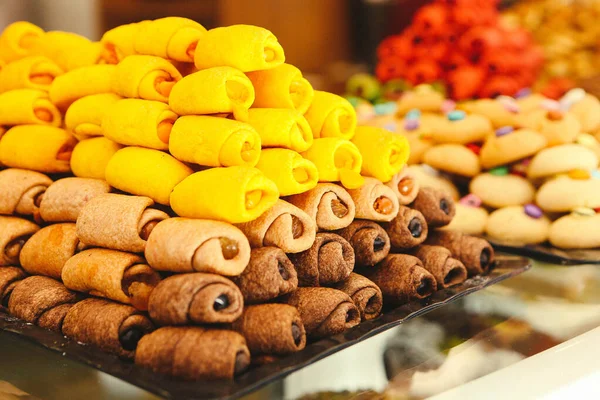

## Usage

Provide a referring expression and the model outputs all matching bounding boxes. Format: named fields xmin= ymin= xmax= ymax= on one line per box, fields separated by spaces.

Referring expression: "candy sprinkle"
xmin=568 ymin=169 xmax=591 ymax=180
xmin=514 ymin=88 xmax=532 ymax=99
xmin=540 ymin=99 xmax=561 ymax=111
xmin=573 ymin=207 xmax=595 ymax=217
xmin=404 ymin=119 xmax=420 ymax=131
xmin=440 ymin=99 xmax=456 ymax=114
xmin=524 ymin=204 xmax=543 ymax=219
xmin=447 ymin=110 xmax=466 ymax=121
xmin=592 ymin=170 xmax=600 ymax=180
xmin=374 ymin=101 xmax=397 ymax=115
xmin=466 ymin=143 xmax=481 ymax=155
xmin=459 ymin=194 xmax=482 ymax=208
xmin=560 ymin=88 xmax=586 ymax=110
xmin=383 ymin=122 xmax=397 ymax=132
xmin=489 ymin=166 xmax=509 ymax=176
xmin=495 ymin=126 xmax=513 ymax=137
xmin=406 ymin=109 xmax=421 ymax=120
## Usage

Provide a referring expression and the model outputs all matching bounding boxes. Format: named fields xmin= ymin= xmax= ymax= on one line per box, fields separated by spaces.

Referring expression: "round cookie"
xmin=569 ymin=93 xmax=600 ymax=133
xmin=486 ymin=205 xmax=550 ymax=245
xmin=428 ymin=113 xmax=493 ymax=144
xmin=549 ymin=212 xmax=600 ymax=249
xmin=536 ymin=176 xmax=600 ymax=212
xmin=459 ymin=99 xmax=519 ymax=128
xmin=396 ymin=85 xmax=446 ymax=116
xmin=575 ymin=133 xmax=600 ymax=160
xmin=516 ymin=109 xmax=581 ymax=146
xmin=406 ymin=165 xmax=460 ymax=200
xmin=423 ymin=144 xmax=481 ymax=177
xmin=527 ymin=144 xmax=599 ymax=180
xmin=441 ymin=203 xmax=488 ymax=235
xmin=470 ymin=173 xmax=535 ymax=208
xmin=479 ymin=128 xmax=548 ymax=169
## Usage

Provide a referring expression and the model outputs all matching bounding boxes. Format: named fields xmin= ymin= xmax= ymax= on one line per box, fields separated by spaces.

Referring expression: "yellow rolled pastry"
xmin=71 ymin=137 xmax=123 ymax=180
xmin=102 ymin=98 xmax=177 ymax=150
xmin=193 ymin=25 xmax=284 ymax=72
xmin=0 ymin=168 xmax=52 ymax=216
xmin=112 ymin=55 xmax=182 ymax=103
xmin=304 ymin=91 xmax=357 ymax=140
xmin=169 ymin=116 xmax=260 ymax=167
xmin=169 ymin=66 xmax=255 ymax=121
xmin=49 ymin=64 xmax=116 ymax=109
xmin=100 ymin=22 xmax=146 ymax=64
xmin=134 ymin=17 xmax=206 ymax=63
xmin=0 ymin=125 xmax=76 ymax=173
xmin=106 ymin=147 xmax=192 ymax=205
xmin=351 ymin=126 xmax=409 ymax=183
xmin=0 ymin=21 xmax=44 ymax=63
xmin=246 ymin=63 xmax=314 ymax=114
xmin=0 ymin=89 xmax=61 ymax=126
xmin=65 ymin=93 xmax=122 ymax=140
xmin=301 ymin=138 xmax=365 ymax=190
xmin=170 ymin=166 xmax=279 ymax=223
xmin=255 ymin=149 xmax=318 ymax=196
xmin=0 ymin=56 xmax=63 ymax=92
xmin=246 ymin=108 xmax=313 ymax=152
xmin=30 ymin=31 xmax=101 ymax=71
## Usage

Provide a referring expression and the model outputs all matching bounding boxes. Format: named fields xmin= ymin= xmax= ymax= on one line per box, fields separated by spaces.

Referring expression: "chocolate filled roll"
xmin=335 ymin=220 xmax=390 ymax=267
xmin=234 ymin=247 xmax=298 ymax=303
xmin=0 ymin=216 xmax=38 ymax=266
xmin=76 ymin=193 xmax=170 ymax=253
xmin=346 ymin=177 xmax=400 ymax=222
xmin=20 ymin=223 xmax=86 ymax=279
xmin=62 ymin=298 xmax=154 ymax=359
xmin=411 ymin=187 xmax=455 ymax=227
xmin=285 ymin=183 xmax=356 ymax=231
xmin=145 ymin=218 xmax=251 ymax=276
xmin=0 ymin=168 xmax=51 ymax=216
xmin=148 ymin=273 xmax=243 ymax=326
xmin=425 ymin=230 xmax=495 ymax=276
xmin=332 ymin=273 xmax=382 ymax=321
xmin=382 ymin=206 xmax=428 ymax=250
xmin=385 ymin=167 xmax=420 ymax=205
xmin=411 ymin=245 xmax=467 ymax=289
xmin=8 ymin=276 xmax=78 ymax=331
xmin=288 ymin=233 xmax=355 ymax=287
xmin=62 ymin=248 xmax=161 ymax=310
xmin=285 ymin=287 xmax=360 ymax=339
xmin=232 ymin=304 xmax=306 ymax=355
xmin=135 ymin=326 xmax=250 ymax=379
xmin=366 ymin=254 xmax=437 ymax=306
xmin=236 ymin=199 xmax=316 ymax=253
xmin=38 ymin=177 xmax=111 ymax=222
xmin=0 ymin=266 xmax=26 ymax=309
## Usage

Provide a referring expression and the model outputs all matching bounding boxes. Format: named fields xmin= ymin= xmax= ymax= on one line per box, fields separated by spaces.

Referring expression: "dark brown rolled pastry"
xmin=365 ymin=254 xmax=437 ymax=306
xmin=135 ymin=326 xmax=250 ymax=379
xmin=385 ymin=166 xmax=420 ymax=205
xmin=332 ymin=273 xmax=382 ymax=321
xmin=411 ymin=245 xmax=467 ymax=289
xmin=0 ymin=266 xmax=26 ymax=309
xmin=20 ymin=223 xmax=86 ymax=279
xmin=8 ymin=276 xmax=78 ymax=331
xmin=233 ymin=247 xmax=298 ymax=303
xmin=411 ymin=187 xmax=455 ymax=227
xmin=0 ymin=168 xmax=52 ymax=216
xmin=76 ymin=193 xmax=170 ymax=253
xmin=284 ymin=287 xmax=360 ymax=339
xmin=62 ymin=298 xmax=154 ymax=359
xmin=382 ymin=206 xmax=428 ymax=250
xmin=232 ymin=304 xmax=306 ymax=355
xmin=288 ymin=233 xmax=355 ymax=287
xmin=0 ymin=216 xmax=39 ymax=266
xmin=335 ymin=220 xmax=390 ymax=267
xmin=148 ymin=273 xmax=243 ymax=326
xmin=425 ymin=230 xmax=495 ymax=276
xmin=346 ymin=177 xmax=400 ymax=222
xmin=39 ymin=177 xmax=111 ymax=222
xmin=285 ymin=183 xmax=356 ymax=231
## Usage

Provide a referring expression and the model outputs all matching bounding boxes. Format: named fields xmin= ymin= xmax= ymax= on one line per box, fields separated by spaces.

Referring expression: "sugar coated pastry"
xmin=0 ymin=266 xmax=26 ymax=308
xmin=29 ymin=31 xmax=101 ymax=71
xmin=0 ymin=21 xmax=44 ymax=63
xmin=383 ymin=205 xmax=428 ymax=250
xmin=246 ymin=108 xmax=313 ymax=152
xmin=441 ymin=203 xmax=488 ymax=235
xmin=145 ymin=218 xmax=250 ymax=276
xmin=396 ymin=85 xmax=445 ymax=116
xmin=332 ymin=273 xmax=382 ymax=321
xmin=170 ymin=116 xmax=261 ymax=168
xmin=411 ymin=245 xmax=467 ymax=289
xmin=193 ymin=24 xmax=284 ymax=72
xmin=304 ymin=91 xmax=357 ymax=140
xmin=527 ymin=144 xmax=599 ymax=180
xmin=479 ymin=128 xmax=547 ymax=169
xmin=335 ymin=220 xmax=390 ymax=267
xmin=112 ymin=55 xmax=182 ymax=103
xmin=406 ymin=165 xmax=460 ymax=200
xmin=100 ymin=22 xmax=146 ymax=64
xmin=485 ymin=205 xmax=550 ymax=245
xmin=170 ymin=166 xmax=278 ymax=223
xmin=351 ymin=126 xmax=409 ymax=182
xmin=301 ymin=137 xmax=364 ymax=189
xmin=49 ymin=64 xmax=116 ymax=108
xmin=0 ymin=125 xmax=76 ymax=173
xmin=105 ymin=146 xmax=193 ymax=205
xmin=0 ymin=168 xmax=51 ymax=216
xmin=0 ymin=216 xmax=39 ymax=266
xmin=549 ymin=212 xmax=600 ymax=249
xmin=0 ymin=56 xmax=63 ymax=92
xmin=346 ymin=177 xmax=399 ymax=222
xmin=425 ymin=230 xmax=494 ymax=276
xmin=246 ymin=63 xmax=314 ymax=114
xmin=169 ymin=66 xmax=254 ymax=121
xmin=65 ymin=93 xmax=122 ymax=140
xmin=70 ymin=137 xmax=123 ymax=180
xmin=0 ymin=89 xmax=61 ymax=126
xmin=39 ymin=177 xmax=111 ymax=222
xmin=255 ymin=148 xmax=318 ymax=196
xmin=536 ymin=177 xmax=600 ymax=212
xmin=423 ymin=144 xmax=481 ymax=177
xmin=133 ymin=17 xmax=206 ymax=62
xmin=517 ymin=109 xmax=581 ymax=146
xmin=412 ymin=187 xmax=455 ymax=227
xmin=569 ymin=93 xmax=600 ymax=133
xmin=470 ymin=173 xmax=535 ymax=208
xmin=428 ymin=113 xmax=493 ymax=144
xmin=459 ymin=99 xmax=519 ymax=128
xmin=386 ymin=166 xmax=420 ymax=206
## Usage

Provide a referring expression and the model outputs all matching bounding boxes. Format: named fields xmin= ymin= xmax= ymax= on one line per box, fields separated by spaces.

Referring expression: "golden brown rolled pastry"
xmin=38 ymin=177 xmax=111 ymax=222
xmin=76 ymin=193 xmax=169 ymax=253
xmin=411 ymin=245 xmax=467 ymax=289
xmin=385 ymin=166 xmax=420 ymax=205
xmin=0 ymin=266 xmax=26 ymax=309
xmin=346 ymin=177 xmax=400 ymax=222
xmin=145 ymin=218 xmax=251 ymax=276
xmin=332 ymin=273 xmax=382 ymax=321
xmin=0 ymin=168 xmax=51 ymax=216
xmin=335 ymin=220 xmax=390 ymax=267
xmin=0 ymin=216 xmax=38 ymax=266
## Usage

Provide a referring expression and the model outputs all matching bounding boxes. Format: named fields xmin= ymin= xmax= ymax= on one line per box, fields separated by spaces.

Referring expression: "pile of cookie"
xmin=0 ymin=20 xmax=495 ymax=381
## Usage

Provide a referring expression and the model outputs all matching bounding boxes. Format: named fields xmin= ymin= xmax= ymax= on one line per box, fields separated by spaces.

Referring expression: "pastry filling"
xmin=245 ymin=189 xmax=263 ymax=210
xmin=240 ymin=141 xmax=255 ymax=162
xmin=186 ymin=41 xmax=198 ymax=58
xmin=157 ymin=119 xmax=175 ymax=144
xmin=330 ymin=198 xmax=349 ymax=218
xmin=289 ymin=78 xmax=309 ymax=110
xmin=4 ymin=236 xmax=28 ymax=262
xmin=33 ymin=192 xmax=44 ymax=208
xmin=154 ymin=76 xmax=176 ymax=97
xmin=439 ymin=198 xmax=450 ymax=215
xmin=345 ymin=308 xmax=358 ymax=323
xmin=56 ymin=142 xmax=75 ymax=161
xmin=30 ymin=73 xmax=55 ymax=85
xmin=102 ymin=43 xmax=119 ymax=64
xmin=408 ymin=217 xmax=423 ymax=238
xmin=139 ymin=220 xmax=160 ymax=241
xmin=119 ymin=328 xmax=145 ymax=351
xmin=416 ymin=278 xmax=433 ymax=297
xmin=398 ymin=177 xmax=415 ymax=196
xmin=373 ymin=236 xmax=386 ymax=252
xmin=278 ymin=260 xmax=290 ymax=280
xmin=34 ymin=107 xmax=53 ymax=122
xmin=219 ymin=237 xmax=239 ymax=260
xmin=546 ymin=110 xmax=564 ymax=121
xmin=365 ymin=294 xmax=380 ymax=313
xmin=213 ymin=294 xmax=230 ymax=311
xmin=373 ymin=196 xmax=394 ymax=214
xmin=291 ymin=214 xmax=304 ymax=239
xmin=291 ymin=322 xmax=302 ymax=346
xmin=444 ymin=266 xmax=464 ymax=285
xmin=480 ymin=248 xmax=491 ymax=270
xmin=234 ymin=350 xmax=250 ymax=375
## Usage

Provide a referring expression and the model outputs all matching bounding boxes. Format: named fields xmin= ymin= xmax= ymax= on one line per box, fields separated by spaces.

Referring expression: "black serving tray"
xmin=486 ymin=237 xmax=600 ymax=266
xmin=0 ymin=255 xmax=531 ymax=400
